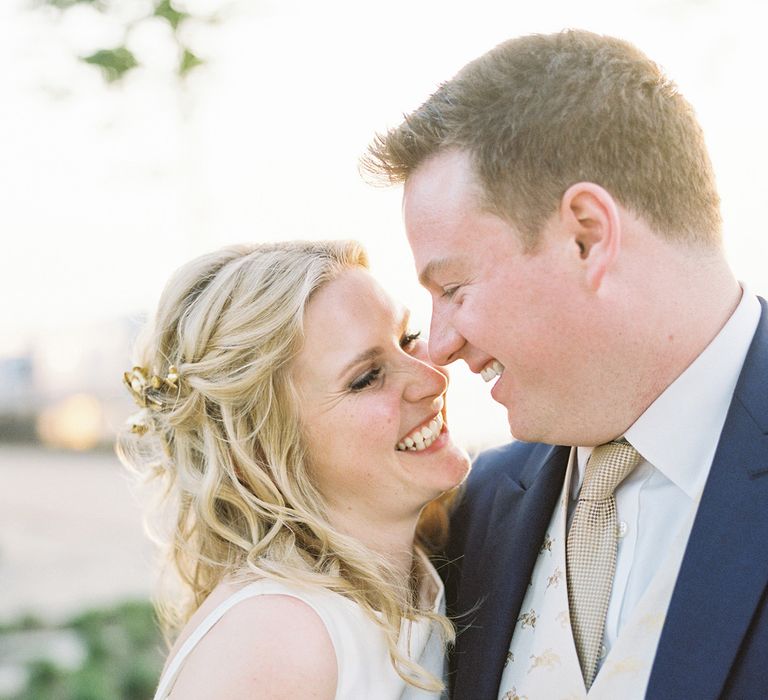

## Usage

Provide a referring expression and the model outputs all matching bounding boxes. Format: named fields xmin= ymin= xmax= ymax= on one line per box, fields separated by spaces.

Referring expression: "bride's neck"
xmin=330 ymin=510 xmax=419 ymax=582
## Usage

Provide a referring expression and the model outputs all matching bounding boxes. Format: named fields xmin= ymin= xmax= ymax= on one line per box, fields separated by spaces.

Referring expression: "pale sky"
xmin=2 ymin=0 xmax=767 ymax=448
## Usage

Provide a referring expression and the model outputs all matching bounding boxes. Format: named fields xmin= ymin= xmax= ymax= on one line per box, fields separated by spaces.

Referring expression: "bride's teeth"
xmin=396 ymin=412 xmax=444 ymax=451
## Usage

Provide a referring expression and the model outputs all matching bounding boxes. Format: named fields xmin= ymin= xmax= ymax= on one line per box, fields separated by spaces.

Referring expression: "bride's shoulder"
xmin=168 ymin=581 xmax=337 ymax=700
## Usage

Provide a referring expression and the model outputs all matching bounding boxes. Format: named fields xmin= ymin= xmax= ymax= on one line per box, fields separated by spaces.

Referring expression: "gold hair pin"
xmin=123 ymin=365 xmax=180 ymax=411
xmin=127 ymin=411 xmax=150 ymax=436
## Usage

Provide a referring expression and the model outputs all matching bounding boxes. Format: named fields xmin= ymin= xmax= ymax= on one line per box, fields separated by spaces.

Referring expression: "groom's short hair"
xmin=364 ymin=30 xmax=722 ymax=250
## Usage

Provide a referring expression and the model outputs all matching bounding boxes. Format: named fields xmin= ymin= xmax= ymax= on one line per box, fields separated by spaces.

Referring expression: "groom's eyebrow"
xmin=418 ymin=257 xmax=457 ymax=288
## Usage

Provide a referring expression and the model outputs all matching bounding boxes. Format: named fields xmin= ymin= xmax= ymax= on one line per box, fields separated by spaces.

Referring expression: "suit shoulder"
xmin=470 ymin=440 xmax=554 ymax=487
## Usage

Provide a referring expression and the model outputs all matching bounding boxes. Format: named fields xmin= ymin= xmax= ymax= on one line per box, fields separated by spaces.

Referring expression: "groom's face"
xmin=403 ymin=149 xmax=587 ymax=443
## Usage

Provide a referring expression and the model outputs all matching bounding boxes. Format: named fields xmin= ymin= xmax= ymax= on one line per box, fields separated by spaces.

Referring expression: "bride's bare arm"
xmin=167 ymin=594 xmax=337 ymax=700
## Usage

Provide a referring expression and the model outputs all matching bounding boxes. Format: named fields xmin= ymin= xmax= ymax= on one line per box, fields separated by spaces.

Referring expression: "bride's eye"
xmin=349 ymin=367 xmax=382 ymax=392
xmin=400 ymin=330 xmax=421 ymax=350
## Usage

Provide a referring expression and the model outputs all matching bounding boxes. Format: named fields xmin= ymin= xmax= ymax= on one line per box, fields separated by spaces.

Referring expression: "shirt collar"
xmin=576 ymin=285 xmax=761 ymax=500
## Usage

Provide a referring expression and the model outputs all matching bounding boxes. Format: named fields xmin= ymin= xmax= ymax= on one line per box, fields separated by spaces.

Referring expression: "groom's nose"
xmin=428 ymin=304 xmax=464 ymax=366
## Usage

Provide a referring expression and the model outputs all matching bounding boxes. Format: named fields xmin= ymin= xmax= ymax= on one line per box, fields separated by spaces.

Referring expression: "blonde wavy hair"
xmin=117 ymin=240 xmax=454 ymax=691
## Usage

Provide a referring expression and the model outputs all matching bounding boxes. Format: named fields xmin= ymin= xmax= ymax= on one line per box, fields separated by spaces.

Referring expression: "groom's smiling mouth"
xmin=480 ymin=359 xmax=505 ymax=383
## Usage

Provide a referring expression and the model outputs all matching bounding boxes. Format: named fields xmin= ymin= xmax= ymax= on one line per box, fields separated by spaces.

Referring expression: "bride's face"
xmin=292 ymin=267 xmax=470 ymax=528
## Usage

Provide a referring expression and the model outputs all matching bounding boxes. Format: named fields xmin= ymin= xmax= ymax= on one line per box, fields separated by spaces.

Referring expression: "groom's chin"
xmin=504 ymin=405 xmax=546 ymax=445
xmin=504 ymin=407 xmax=527 ymax=442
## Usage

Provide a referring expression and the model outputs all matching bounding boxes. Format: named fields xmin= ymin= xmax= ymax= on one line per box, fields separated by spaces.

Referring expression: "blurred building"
xmin=0 ymin=316 xmax=143 ymax=448
xmin=0 ymin=355 xmax=35 ymax=412
xmin=0 ymin=354 xmax=37 ymax=441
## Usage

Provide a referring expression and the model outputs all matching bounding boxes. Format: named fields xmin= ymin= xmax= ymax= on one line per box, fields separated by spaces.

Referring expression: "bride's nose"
xmin=403 ymin=351 xmax=448 ymax=404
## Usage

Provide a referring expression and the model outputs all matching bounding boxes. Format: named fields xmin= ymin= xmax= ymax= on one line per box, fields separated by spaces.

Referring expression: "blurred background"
xmin=1 ymin=0 xmax=767 ymax=697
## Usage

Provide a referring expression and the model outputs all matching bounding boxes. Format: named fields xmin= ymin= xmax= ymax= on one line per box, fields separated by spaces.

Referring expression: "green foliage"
xmin=0 ymin=612 xmax=45 ymax=633
xmin=179 ymin=48 xmax=203 ymax=77
xmin=153 ymin=0 xmax=188 ymax=30
xmin=37 ymin=0 xmax=210 ymax=82
xmin=26 ymin=659 xmax=59 ymax=688
xmin=42 ymin=0 xmax=104 ymax=8
xmin=82 ymin=47 xmax=138 ymax=83
xmin=2 ymin=599 xmax=164 ymax=700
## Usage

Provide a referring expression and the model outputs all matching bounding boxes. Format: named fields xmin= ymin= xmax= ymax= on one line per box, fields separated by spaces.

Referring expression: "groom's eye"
xmin=441 ymin=285 xmax=460 ymax=299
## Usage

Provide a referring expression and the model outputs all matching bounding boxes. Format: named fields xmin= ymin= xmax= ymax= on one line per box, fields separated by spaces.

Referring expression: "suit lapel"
xmin=648 ymin=298 xmax=768 ymax=699
xmin=453 ymin=445 xmax=569 ymax=700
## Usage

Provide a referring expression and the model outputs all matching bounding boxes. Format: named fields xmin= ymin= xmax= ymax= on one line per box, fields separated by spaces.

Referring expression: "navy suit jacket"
xmin=442 ymin=298 xmax=768 ymax=699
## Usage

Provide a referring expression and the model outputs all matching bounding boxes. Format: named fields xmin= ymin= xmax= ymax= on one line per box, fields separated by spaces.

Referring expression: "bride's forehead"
xmin=307 ymin=268 xmax=404 ymax=325
xmin=293 ymin=272 xmax=408 ymax=384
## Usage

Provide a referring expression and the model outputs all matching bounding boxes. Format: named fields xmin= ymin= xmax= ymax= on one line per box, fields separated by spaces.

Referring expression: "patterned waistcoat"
xmin=497 ymin=449 xmax=699 ymax=700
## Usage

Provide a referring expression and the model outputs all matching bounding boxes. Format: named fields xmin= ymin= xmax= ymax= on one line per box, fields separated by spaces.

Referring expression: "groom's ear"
xmin=559 ymin=182 xmax=621 ymax=292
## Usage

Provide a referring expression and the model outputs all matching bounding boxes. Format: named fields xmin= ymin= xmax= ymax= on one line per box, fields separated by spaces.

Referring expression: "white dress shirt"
xmin=570 ymin=285 xmax=761 ymax=663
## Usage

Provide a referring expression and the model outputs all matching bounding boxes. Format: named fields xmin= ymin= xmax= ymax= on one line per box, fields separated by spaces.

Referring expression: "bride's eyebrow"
xmin=399 ymin=309 xmax=411 ymax=334
xmin=336 ymin=306 xmax=412 ymax=382
xmin=338 ymin=347 xmax=382 ymax=382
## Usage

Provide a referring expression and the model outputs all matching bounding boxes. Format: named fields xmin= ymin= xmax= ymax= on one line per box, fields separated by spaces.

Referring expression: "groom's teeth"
xmin=396 ymin=412 xmax=444 ymax=451
xmin=480 ymin=360 xmax=505 ymax=383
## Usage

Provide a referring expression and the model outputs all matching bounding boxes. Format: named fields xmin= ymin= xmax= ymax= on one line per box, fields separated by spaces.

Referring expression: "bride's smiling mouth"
xmin=396 ymin=410 xmax=445 ymax=452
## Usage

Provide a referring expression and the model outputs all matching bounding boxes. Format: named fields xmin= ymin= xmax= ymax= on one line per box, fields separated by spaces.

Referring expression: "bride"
xmin=118 ymin=240 xmax=470 ymax=699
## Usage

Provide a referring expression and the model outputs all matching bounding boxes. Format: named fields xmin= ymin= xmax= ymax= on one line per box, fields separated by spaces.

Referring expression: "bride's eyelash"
xmin=349 ymin=367 xmax=382 ymax=392
xmin=400 ymin=330 xmax=421 ymax=348
xmin=348 ymin=331 xmax=421 ymax=392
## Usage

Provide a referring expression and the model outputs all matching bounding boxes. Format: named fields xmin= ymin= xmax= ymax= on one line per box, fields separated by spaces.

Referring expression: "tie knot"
xmin=580 ymin=440 xmax=642 ymax=501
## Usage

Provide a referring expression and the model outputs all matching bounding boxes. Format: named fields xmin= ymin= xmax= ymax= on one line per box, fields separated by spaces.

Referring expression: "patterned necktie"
xmin=566 ymin=439 xmax=642 ymax=689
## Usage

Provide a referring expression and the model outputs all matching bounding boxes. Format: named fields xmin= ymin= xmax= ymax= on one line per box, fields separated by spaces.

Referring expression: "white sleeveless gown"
xmin=153 ymin=553 xmax=447 ymax=700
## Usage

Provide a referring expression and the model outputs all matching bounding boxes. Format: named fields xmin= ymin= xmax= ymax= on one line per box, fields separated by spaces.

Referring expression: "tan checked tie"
xmin=566 ymin=439 xmax=642 ymax=689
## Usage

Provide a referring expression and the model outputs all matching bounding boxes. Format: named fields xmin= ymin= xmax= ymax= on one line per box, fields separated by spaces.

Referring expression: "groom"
xmin=365 ymin=31 xmax=768 ymax=699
